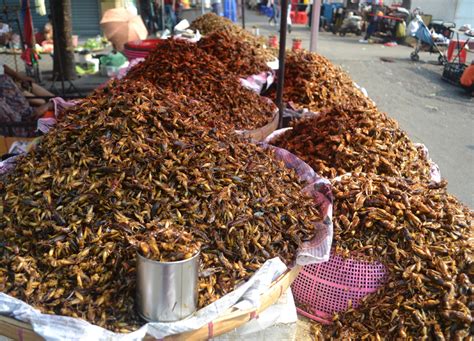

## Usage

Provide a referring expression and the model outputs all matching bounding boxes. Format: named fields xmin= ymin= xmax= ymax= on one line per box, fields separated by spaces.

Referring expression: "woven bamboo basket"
xmin=0 ymin=266 xmax=301 ymax=341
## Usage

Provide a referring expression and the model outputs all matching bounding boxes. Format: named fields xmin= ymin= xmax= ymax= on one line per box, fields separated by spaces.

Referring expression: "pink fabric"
xmin=51 ymin=97 xmax=80 ymax=118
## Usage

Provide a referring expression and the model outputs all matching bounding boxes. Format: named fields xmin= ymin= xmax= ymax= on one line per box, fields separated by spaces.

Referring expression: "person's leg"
xmin=364 ymin=21 xmax=375 ymax=40
xmin=237 ymin=0 xmax=241 ymax=18
xmin=170 ymin=8 xmax=177 ymax=28
xmin=276 ymin=5 xmax=281 ymax=31
xmin=287 ymin=3 xmax=292 ymax=33
xmin=164 ymin=4 xmax=172 ymax=29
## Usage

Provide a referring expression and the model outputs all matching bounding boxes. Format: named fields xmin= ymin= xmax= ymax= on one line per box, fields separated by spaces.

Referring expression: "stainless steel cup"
xmin=136 ymin=251 xmax=200 ymax=322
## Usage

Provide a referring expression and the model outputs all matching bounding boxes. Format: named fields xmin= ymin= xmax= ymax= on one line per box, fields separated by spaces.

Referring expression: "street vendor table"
xmin=447 ymin=29 xmax=474 ymax=64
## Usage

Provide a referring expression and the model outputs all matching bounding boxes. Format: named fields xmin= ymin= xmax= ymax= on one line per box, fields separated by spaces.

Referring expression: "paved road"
xmin=246 ymin=11 xmax=474 ymax=207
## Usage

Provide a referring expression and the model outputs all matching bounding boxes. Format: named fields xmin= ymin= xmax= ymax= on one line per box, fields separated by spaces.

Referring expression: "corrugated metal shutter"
xmin=2 ymin=0 xmax=101 ymax=38
xmin=71 ymin=0 xmax=101 ymax=37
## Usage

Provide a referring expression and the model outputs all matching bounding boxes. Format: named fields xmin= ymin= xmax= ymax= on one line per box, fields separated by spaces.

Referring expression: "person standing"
xmin=211 ymin=0 xmax=222 ymax=15
xmin=283 ymin=3 xmax=292 ymax=34
xmin=152 ymin=0 xmax=163 ymax=31
xmin=268 ymin=0 xmax=279 ymax=26
xmin=164 ymin=0 xmax=177 ymax=30
xmin=139 ymin=0 xmax=152 ymax=32
xmin=360 ymin=5 xmax=383 ymax=42
xmin=223 ymin=0 xmax=237 ymax=22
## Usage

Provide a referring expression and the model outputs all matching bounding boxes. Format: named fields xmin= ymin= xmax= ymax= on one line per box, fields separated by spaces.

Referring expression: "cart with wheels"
xmin=409 ymin=16 xmax=449 ymax=64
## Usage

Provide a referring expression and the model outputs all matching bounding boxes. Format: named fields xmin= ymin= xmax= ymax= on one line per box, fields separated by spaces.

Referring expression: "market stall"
xmin=0 ymin=12 xmax=472 ymax=341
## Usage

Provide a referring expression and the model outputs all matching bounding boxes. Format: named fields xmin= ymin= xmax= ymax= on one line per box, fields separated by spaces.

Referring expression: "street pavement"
xmin=245 ymin=10 xmax=474 ymax=208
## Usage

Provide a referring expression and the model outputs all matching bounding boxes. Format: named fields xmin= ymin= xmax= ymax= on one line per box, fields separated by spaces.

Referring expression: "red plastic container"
xmin=292 ymin=39 xmax=302 ymax=51
xmin=296 ymin=12 xmax=308 ymax=25
xmin=123 ymin=39 xmax=165 ymax=61
xmin=268 ymin=35 xmax=278 ymax=48
xmin=447 ymin=40 xmax=467 ymax=64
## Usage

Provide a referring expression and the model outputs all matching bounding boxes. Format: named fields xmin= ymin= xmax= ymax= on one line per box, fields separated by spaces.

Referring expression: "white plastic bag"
xmin=408 ymin=16 xmax=421 ymax=36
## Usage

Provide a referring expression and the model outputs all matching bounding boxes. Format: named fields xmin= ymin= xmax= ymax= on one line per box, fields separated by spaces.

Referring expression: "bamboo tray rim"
xmin=0 ymin=265 xmax=301 ymax=341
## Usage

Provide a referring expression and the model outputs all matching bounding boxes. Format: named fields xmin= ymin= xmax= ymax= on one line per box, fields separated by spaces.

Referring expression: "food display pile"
xmin=266 ymin=50 xmax=373 ymax=112
xmin=0 ymin=80 xmax=319 ymax=332
xmin=125 ymin=39 xmax=275 ymax=131
xmin=265 ymin=44 xmax=472 ymax=341
xmin=198 ymin=27 xmax=272 ymax=77
xmin=0 ymin=12 xmax=472 ymax=341
xmin=189 ymin=13 xmax=274 ymax=62
xmin=327 ymin=173 xmax=472 ymax=339
xmin=271 ymin=105 xmax=433 ymax=181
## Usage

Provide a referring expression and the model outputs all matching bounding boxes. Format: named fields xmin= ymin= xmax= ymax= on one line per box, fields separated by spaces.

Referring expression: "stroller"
xmin=409 ymin=16 xmax=449 ymax=65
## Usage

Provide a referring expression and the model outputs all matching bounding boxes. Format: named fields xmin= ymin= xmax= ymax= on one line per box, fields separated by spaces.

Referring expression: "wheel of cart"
xmin=410 ymin=51 xmax=420 ymax=61
xmin=438 ymin=54 xmax=447 ymax=65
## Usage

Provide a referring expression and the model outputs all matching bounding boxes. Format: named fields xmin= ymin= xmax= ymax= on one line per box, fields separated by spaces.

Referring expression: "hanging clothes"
xmin=21 ymin=0 xmax=34 ymax=47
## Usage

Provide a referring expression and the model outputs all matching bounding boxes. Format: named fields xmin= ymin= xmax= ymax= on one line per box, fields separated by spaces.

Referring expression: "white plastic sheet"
xmin=214 ymin=288 xmax=297 ymax=340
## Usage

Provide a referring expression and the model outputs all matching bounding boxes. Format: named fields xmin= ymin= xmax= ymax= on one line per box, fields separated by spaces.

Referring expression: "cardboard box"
xmin=0 ymin=136 xmax=35 ymax=155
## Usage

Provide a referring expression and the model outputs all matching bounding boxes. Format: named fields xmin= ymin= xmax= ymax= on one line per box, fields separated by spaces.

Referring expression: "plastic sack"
xmin=99 ymin=52 xmax=127 ymax=67
xmin=240 ymin=71 xmax=274 ymax=94
xmin=0 ymin=145 xmax=333 ymax=340
xmin=215 ymin=288 xmax=297 ymax=340
xmin=414 ymin=143 xmax=441 ymax=183
xmin=408 ymin=16 xmax=421 ymax=36
xmin=0 ymin=155 xmax=19 ymax=176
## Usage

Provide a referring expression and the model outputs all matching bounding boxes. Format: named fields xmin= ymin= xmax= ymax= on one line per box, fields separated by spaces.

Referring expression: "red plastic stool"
xmin=297 ymin=12 xmax=308 ymax=25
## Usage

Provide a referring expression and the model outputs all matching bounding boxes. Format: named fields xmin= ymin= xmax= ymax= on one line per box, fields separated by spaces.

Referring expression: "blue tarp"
xmin=322 ymin=3 xmax=343 ymax=25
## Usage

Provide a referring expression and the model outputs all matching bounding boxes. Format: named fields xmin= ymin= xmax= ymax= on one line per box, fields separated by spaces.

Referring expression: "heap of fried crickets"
xmin=132 ymin=226 xmax=201 ymax=262
xmin=0 ymin=80 xmax=320 ymax=332
xmin=198 ymin=27 xmax=272 ymax=77
xmin=266 ymin=50 xmax=373 ymax=112
xmin=125 ymin=39 xmax=275 ymax=131
xmin=266 ymin=49 xmax=472 ymax=340
xmin=271 ymin=105 xmax=433 ymax=182
xmin=190 ymin=13 xmax=275 ymax=61
xmin=324 ymin=173 xmax=472 ymax=340
xmin=189 ymin=12 xmax=236 ymax=35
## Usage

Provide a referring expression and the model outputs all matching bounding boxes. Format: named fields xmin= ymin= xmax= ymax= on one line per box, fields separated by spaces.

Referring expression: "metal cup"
xmin=136 ymin=250 xmax=200 ymax=322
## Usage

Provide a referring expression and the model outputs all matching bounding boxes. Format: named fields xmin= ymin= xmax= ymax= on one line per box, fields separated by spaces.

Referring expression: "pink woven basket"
xmin=291 ymin=253 xmax=387 ymax=324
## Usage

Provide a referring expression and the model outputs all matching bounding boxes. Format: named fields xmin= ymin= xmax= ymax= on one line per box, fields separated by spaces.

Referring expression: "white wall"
xmin=454 ymin=0 xmax=474 ymax=28
xmin=411 ymin=0 xmax=457 ymax=22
